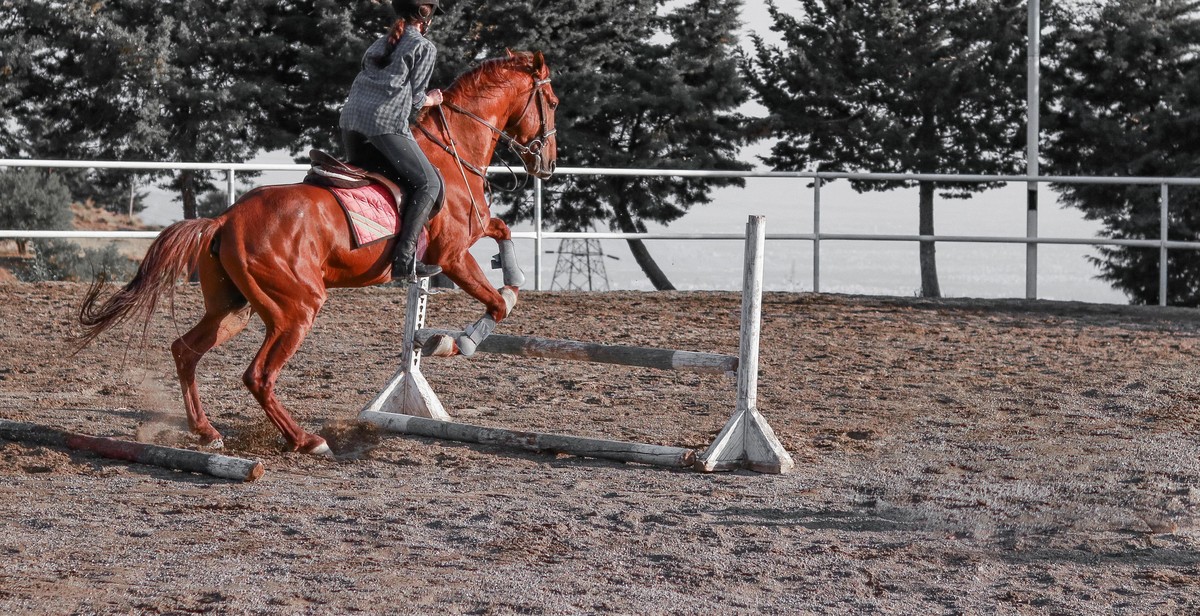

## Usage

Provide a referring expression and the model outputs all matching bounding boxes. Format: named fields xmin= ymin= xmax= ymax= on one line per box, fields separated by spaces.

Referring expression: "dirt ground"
xmin=1 ymin=281 xmax=1200 ymax=614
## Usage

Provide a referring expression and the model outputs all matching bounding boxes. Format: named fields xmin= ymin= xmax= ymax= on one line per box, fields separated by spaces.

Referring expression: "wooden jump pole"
xmin=414 ymin=329 xmax=738 ymax=375
xmin=0 ymin=419 xmax=265 ymax=482
xmin=360 ymin=410 xmax=695 ymax=469
xmin=697 ymin=215 xmax=795 ymax=474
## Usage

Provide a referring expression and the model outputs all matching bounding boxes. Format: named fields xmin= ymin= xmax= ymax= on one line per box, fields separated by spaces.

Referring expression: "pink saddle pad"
xmin=327 ymin=184 xmax=429 ymax=259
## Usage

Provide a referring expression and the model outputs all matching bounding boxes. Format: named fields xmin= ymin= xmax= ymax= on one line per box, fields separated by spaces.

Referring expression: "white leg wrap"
xmin=491 ymin=240 xmax=526 ymax=287
xmin=456 ymin=315 xmax=498 ymax=357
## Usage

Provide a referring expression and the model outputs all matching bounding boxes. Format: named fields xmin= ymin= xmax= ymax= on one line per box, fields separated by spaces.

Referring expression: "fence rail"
xmin=1 ymin=158 xmax=1197 ymax=306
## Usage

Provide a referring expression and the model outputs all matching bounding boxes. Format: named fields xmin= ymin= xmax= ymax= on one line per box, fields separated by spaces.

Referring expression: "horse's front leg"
xmin=423 ymin=218 xmax=520 ymax=357
xmin=486 ymin=217 xmax=526 ymax=288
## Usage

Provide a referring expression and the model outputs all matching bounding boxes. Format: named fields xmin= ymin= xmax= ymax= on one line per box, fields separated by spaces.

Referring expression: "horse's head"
xmin=499 ymin=50 xmax=558 ymax=179
xmin=439 ymin=51 xmax=560 ymax=179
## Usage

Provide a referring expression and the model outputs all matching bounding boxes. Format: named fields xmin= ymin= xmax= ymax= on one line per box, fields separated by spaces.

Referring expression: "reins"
xmin=414 ymin=75 xmax=557 ymax=232
xmin=442 ymin=79 xmax=557 ymax=164
xmin=431 ymin=105 xmax=488 ymax=232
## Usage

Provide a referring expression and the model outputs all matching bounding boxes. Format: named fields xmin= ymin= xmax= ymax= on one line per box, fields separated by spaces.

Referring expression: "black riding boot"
xmin=393 ymin=198 xmax=442 ymax=282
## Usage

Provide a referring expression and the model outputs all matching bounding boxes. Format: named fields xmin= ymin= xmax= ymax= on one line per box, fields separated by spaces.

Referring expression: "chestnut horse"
xmin=77 ymin=51 xmax=559 ymax=455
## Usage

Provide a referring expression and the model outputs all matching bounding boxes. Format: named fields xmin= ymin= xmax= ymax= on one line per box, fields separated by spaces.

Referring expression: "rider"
xmin=340 ymin=0 xmax=445 ymax=281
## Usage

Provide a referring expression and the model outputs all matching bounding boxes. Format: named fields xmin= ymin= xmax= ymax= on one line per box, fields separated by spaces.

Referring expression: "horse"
xmin=76 ymin=51 xmax=559 ymax=456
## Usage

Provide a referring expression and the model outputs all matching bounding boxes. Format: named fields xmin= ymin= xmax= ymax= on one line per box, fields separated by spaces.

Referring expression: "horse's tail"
xmin=76 ymin=217 xmax=221 ymax=351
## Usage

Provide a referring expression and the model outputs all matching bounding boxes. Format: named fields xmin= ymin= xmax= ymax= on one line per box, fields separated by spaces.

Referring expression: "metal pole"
xmin=1026 ymin=0 xmax=1041 ymax=300
xmin=226 ymin=167 xmax=236 ymax=207
xmin=1160 ymin=183 xmax=1169 ymax=307
xmin=813 ymin=177 xmax=822 ymax=293
xmin=534 ymin=177 xmax=543 ymax=290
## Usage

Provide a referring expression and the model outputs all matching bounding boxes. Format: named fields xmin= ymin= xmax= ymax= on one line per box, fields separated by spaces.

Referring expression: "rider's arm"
xmin=410 ymin=40 xmax=437 ymax=113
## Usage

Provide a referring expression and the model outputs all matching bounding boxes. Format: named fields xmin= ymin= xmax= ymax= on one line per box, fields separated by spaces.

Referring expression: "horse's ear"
xmin=505 ymin=48 xmax=515 ymax=58
xmin=533 ymin=51 xmax=546 ymax=72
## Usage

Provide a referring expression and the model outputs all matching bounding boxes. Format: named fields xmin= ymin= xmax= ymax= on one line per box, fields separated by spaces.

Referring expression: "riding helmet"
xmin=392 ymin=0 xmax=441 ymax=18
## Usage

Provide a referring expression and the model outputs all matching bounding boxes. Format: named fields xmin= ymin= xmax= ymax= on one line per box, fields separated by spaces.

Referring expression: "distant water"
xmin=141 ymin=169 xmax=1127 ymax=305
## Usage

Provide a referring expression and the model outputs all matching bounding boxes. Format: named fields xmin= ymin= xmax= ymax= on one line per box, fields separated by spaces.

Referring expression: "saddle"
xmin=305 ymin=149 xmax=406 ymax=208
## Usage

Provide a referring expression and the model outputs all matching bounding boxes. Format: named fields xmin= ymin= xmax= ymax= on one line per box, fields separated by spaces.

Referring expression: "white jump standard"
xmin=361 ymin=215 xmax=794 ymax=474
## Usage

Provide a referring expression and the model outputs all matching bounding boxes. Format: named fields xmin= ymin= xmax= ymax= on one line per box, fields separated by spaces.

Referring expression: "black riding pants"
xmin=342 ymin=129 xmax=442 ymax=218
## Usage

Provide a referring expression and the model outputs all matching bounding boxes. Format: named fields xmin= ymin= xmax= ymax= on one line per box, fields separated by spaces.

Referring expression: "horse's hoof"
xmin=197 ymin=431 xmax=224 ymax=449
xmin=303 ymin=442 xmax=333 ymax=458
xmin=422 ymin=334 xmax=458 ymax=357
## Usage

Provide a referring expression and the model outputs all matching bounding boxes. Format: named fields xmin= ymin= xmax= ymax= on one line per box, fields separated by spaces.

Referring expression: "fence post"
xmin=226 ymin=167 xmax=236 ymax=207
xmin=1026 ymin=0 xmax=1040 ymax=301
xmin=534 ymin=177 xmax=543 ymax=291
xmin=813 ymin=176 xmax=822 ymax=293
xmin=1026 ymin=184 xmax=1038 ymax=299
xmin=1160 ymin=183 xmax=1169 ymax=307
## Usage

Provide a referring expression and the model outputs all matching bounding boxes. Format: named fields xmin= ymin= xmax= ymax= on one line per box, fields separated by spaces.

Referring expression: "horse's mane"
xmin=443 ymin=52 xmax=542 ymax=102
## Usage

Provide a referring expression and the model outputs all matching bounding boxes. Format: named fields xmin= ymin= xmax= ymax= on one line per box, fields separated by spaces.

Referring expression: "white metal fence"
xmin=2 ymin=158 xmax=1199 ymax=306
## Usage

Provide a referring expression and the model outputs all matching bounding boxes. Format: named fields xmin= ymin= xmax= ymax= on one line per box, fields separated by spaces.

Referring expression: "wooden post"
xmin=698 ymin=216 xmax=795 ymax=474
xmin=361 ymin=278 xmax=450 ymax=420
xmin=416 ymin=329 xmax=738 ymax=376
xmin=360 ymin=410 xmax=695 ymax=469
xmin=0 ymin=419 xmax=264 ymax=482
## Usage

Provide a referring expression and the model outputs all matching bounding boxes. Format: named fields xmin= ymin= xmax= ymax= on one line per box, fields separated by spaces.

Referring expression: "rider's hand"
xmin=424 ymin=89 xmax=443 ymax=107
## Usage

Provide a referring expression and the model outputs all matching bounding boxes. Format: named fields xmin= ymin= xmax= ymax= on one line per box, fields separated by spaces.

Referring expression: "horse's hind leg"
xmin=172 ymin=308 xmax=251 ymax=447
xmin=171 ymin=255 xmax=252 ymax=448
xmin=238 ymin=288 xmax=330 ymax=455
xmin=243 ymin=323 xmax=330 ymax=455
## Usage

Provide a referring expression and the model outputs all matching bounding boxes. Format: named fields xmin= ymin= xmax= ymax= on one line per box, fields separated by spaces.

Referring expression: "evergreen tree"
xmin=1043 ymin=0 xmax=1200 ymax=305
xmin=3 ymin=0 xmax=388 ymax=218
xmin=746 ymin=0 xmax=1028 ymax=297
xmin=6 ymin=0 xmax=749 ymax=288
xmin=428 ymin=0 xmax=752 ymax=289
xmin=0 ymin=2 xmax=32 ymax=157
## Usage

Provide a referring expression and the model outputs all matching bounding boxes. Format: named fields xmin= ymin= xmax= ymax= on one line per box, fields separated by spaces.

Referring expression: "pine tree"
xmin=6 ymin=0 xmax=750 ymax=285
xmin=428 ymin=0 xmax=752 ymax=289
xmin=1043 ymin=0 xmax=1200 ymax=305
xmin=746 ymin=0 xmax=1028 ymax=297
xmin=4 ymin=0 xmax=388 ymax=218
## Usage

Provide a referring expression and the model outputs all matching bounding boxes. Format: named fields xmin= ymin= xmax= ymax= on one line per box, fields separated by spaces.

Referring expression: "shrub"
xmin=0 ymin=169 xmax=72 ymax=255
xmin=17 ymin=239 xmax=137 ymax=283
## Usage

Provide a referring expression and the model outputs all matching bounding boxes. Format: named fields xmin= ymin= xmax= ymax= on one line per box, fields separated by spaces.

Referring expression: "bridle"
xmin=447 ymin=76 xmax=556 ymax=177
xmin=419 ymin=75 xmax=557 ymax=180
xmin=415 ymin=74 xmax=556 ymax=231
